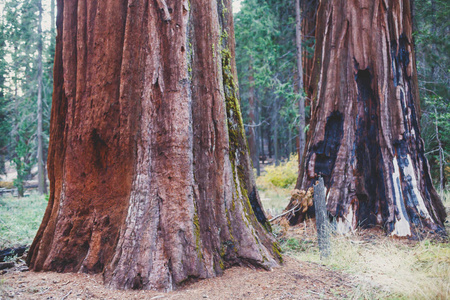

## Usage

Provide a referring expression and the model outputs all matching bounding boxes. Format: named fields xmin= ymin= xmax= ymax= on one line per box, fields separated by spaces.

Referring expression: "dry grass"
xmin=275 ymin=221 xmax=450 ymax=300
xmin=261 ymin=169 xmax=450 ymax=300
xmin=256 ymin=155 xmax=298 ymax=217
xmin=258 ymin=187 xmax=291 ymax=217
xmin=329 ymin=235 xmax=449 ymax=299
xmin=0 ymin=181 xmax=14 ymax=189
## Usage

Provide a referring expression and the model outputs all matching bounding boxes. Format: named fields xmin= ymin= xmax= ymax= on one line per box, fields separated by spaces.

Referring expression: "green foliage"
xmin=0 ymin=193 xmax=47 ymax=248
xmin=12 ymin=137 xmax=35 ymax=196
xmin=257 ymin=154 xmax=298 ymax=189
xmin=235 ymin=0 xmax=306 ymax=162
xmin=0 ymin=18 xmax=9 ymax=175
xmin=0 ymin=0 xmax=54 ymax=194
xmin=414 ymin=0 xmax=450 ymax=186
xmin=235 ymin=0 xmax=449 ymax=186
xmin=280 ymin=237 xmax=315 ymax=253
xmin=421 ymin=95 xmax=450 ymax=186
xmin=256 ymin=153 xmax=298 ymax=216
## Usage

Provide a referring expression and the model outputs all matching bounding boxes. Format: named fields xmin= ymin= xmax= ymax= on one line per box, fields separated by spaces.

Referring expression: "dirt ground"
xmin=0 ymin=256 xmax=353 ymax=300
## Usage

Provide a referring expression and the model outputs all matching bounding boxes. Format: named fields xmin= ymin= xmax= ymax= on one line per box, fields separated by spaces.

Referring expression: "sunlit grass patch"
xmin=258 ymin=188 xmax=291 ymax=217
xmin=258 ymin=156 xmax=450 ymax=299
xmin=256 ymin=154 xmax=298 ymax=216
xmin=284 ymin=228 xmax=450 ymax=299
xmin=256 ymin=154 xmax=298 ymax=190
xmin=0 ymin=192 xmax=47 ymax=248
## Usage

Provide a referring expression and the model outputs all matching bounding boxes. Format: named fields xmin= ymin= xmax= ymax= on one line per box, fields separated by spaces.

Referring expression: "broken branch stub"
xmin=314 ymin=177 xmax=330 ymax=259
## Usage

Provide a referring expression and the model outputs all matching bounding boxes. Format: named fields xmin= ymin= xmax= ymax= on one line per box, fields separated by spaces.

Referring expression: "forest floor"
xmin=1 ymin=190 xmax=449 ymax=299
xmin=1 ymin=220 xmax=449 ymax=300
xmin=0 ymin=193 xmax=355 ymax=300
xmin=0 ymin=255 xmax=353 ymax=300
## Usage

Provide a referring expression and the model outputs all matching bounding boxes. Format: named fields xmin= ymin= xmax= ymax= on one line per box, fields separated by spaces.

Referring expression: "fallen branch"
xmin=0 ymin=262 xmax=14 ymax=270
xmin=269 ymin=188 xmax=313 ymax=222
xmin=269 ymin=205 xmax=300 ymax=222
xmin=307 ymin=290 xmax=321 ymax=296
xmin=37 ymin=287 xmax=50 ymax=295
xmin=60 ymin=291 xmax=72 ymax=300
xmin=0 ymin=246 xmax=27 ymax=262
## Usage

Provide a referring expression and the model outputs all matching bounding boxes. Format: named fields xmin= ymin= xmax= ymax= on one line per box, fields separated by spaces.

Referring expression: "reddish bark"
xmin=302 ymin=0 xmax=318 ymax=100
xmin=27 ymin=0 xmax=280 ymax=291
xmin=297 ymin=0 xmax=318 ymax=165
xmin=287 ymin=0 xmax=446 ymax=237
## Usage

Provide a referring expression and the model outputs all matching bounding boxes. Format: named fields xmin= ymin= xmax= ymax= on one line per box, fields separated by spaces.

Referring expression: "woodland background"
xmin=0 ymin=0 xmax=449 ymax=298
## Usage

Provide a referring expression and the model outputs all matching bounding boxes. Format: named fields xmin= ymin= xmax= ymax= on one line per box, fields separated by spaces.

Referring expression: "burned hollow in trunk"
xmin=286 ymin=0 xmax=446 ymax=237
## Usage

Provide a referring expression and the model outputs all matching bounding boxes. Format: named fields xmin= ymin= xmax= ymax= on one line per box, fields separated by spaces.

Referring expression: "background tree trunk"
xmin=27 ymin=0 xmax=280 ymax=291
xmin=36 ymin=0 xmax=46 ymax=195
xmin=286 ymin=0 xmax=446 ymax=237
xmin=273 ymin=103 xmax=279 ymax=166
xmin=296 ymin=0 xmax=306 ymax=167
xmin=13 ymin=74 xmax=24 ymax=197
xmin=268 ymin=126 xmax=273 ymax=158
xmin=260 ymin=123 xmax=266 ymax=162
xmin=434 ymin=107 xmax=444 ymax=200
xmin=50 ymin=0 xmax=55 ymax=33
xmin=248 ymin=59 xmax=260 ymax=175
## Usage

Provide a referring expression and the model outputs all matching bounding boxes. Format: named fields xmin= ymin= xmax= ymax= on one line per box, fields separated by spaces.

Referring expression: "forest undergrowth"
xmin=0 ymin=193 xmax=47 ymax=249
xmin=259 ymin=157 xmax=450 ymax=299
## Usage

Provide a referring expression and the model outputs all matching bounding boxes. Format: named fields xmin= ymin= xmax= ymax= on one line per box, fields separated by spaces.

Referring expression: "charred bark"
xmin=27 ymin=0 xmax=280 ymax=291
xmin=286 ymin=0 xmax=446 ymax=237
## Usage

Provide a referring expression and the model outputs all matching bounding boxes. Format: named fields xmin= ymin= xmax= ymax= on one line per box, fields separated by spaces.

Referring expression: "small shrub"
xmin=280 ymin=237 xmax=315 ymax=253
xmin=257 ymin=154 xmax=298 ymax=189
xmin=282 ymin=238 xmax=301 ymax=252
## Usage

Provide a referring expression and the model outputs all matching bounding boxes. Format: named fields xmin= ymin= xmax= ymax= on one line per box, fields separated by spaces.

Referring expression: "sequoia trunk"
xmin=302 ymin=0 xmax=318 ymax=102
xmin=27 ymin=0 xmax=280 ymax=291
xmin=287 ymin=0 xmax=446 ymax=237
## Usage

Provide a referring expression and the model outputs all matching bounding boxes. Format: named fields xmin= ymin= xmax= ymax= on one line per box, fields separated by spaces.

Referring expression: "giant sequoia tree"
xmin=27 ymin=0 xmax=280 ymax=290
xmin=287 ymin=0 xmax=446 ymax=237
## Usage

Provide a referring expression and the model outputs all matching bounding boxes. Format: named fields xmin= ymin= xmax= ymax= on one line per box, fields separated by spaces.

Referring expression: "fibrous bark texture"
xmin=301 ymin=0 xmax=318 ymax=96
xmin=27 ymin=0 xmax=280 ymax=291
xmin=288 ymin=0 xmax=446 ymax=237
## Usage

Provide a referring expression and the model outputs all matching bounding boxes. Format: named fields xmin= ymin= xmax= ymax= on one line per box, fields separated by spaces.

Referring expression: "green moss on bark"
xmin=222 ymin=48 xmax=256 ymax=223
xmin=193 ymin=208 xmax=203 ymax=259
xmin=221 ymin=32 xmax=280 ymax=263
xmin=272 ymin=242 xmax=283 ymax=263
